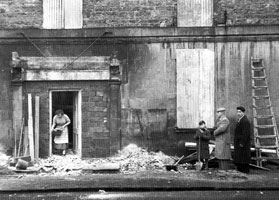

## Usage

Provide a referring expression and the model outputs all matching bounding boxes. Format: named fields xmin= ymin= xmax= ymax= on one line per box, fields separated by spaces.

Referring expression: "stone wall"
xmin=82 ymin=81 xmax=110 ymax=158
xmin=1 ymin=0 xmax=279 ymax=29
xmin=0 ymin=0 xmax=42 ymax=28
xmin=214 ymin=0 xmax=279 ymax=25
xmin=83 ymin=0 xmax=177 ymax=27
xmin=24 ymin=81 xmax=110 ymax=158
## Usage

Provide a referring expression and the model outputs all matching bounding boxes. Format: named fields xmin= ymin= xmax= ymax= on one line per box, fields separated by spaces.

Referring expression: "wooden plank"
xmin=43 ymin=0 xmax=64 ymax=29
xmin=12 ymin=84 xmax=23 ymax=158
xmin=23 ymin=126 xmax=29 ymax=156
xmin=17 ymin=118 xmax=24 ymax=157
xmin=35 ymin=96 xmax=40 ymax=161
xmin=64 ymin=0 xmax=82 ymax=29
xmin=28 ymin=94 xmax=34 ymax=162
xmin=176 ymin=49 xmax=214 ymax=128
xmin=249 ymin=163 xmax=270 ymax=171
xmin=177 ymin=0 xmax=213 ymax=27
xmin=199 ymin=49 xmax=215 ymax=127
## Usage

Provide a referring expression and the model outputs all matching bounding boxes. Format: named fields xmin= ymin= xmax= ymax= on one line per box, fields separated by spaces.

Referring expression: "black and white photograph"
xmin=0 ymin=0 xmax=279 ymax=199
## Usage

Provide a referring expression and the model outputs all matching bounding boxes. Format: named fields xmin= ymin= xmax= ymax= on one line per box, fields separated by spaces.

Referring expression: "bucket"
xmin=165 ymin=165 xmax=178 ymax=171
xmin=15 ymin=159 xmax=29 ymax=170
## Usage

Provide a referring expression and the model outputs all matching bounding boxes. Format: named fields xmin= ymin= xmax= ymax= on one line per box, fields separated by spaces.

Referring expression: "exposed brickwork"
xmin=1 ymin=0 xmax=279 ymax=28
xmin=0 ymin=0 xmax=42 ymax=29
xmin=0 ymin=71 xmax=13 ymax=154
xmin=83 ymin=0 xmax=177 ymax=27
xmin=24 ymin=81 xmax=110 ymax=158
xmin=214 ymin=0 xmax=279 ymax=25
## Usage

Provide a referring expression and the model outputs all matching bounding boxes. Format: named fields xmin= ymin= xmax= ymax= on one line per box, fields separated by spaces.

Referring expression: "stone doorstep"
xmin=82 ymin=163 xmax=120 ymax=174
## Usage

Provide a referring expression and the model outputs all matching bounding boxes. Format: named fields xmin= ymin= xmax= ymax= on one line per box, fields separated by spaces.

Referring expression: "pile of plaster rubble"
xmin=0 ymin=152 xmax=16 ymax=175
xmin=36 ymin=144 xmax=174 ymax=176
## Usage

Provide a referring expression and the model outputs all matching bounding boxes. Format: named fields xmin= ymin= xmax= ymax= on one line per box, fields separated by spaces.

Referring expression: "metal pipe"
xmin=65 ymin=31 xmax=113 ymax=69
xmin=20 ymin=32 xmax=47 ymax=57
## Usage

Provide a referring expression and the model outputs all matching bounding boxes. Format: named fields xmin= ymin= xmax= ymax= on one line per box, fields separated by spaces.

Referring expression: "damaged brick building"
xmin=1 ymin=0 xmax=279 ymax=158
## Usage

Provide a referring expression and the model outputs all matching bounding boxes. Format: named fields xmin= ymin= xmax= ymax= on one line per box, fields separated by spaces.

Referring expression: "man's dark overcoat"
xmin=234 ymin=115 xmax=251 ymax=164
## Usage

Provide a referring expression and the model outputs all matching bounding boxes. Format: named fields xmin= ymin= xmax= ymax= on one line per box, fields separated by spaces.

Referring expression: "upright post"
xmin=28 ymin=94 xmax=34 ymax=162
xmin=35 ymin=96 xmax=40 ymax=161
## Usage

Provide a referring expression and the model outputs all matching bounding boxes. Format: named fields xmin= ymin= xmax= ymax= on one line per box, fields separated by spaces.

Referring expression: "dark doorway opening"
xmin=52 ymin=91 xmax=74 ymax=150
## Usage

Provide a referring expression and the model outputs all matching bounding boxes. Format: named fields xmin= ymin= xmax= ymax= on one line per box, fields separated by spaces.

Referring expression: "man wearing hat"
xmin=213 ymin=107 xmax=232 ymax=170
xmin=234 ymin=106 xmax=251 ymax=173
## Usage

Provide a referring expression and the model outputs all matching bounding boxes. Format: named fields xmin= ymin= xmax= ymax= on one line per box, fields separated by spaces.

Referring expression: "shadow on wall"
xmin=121 ymin=108 xmax=171 ymax=151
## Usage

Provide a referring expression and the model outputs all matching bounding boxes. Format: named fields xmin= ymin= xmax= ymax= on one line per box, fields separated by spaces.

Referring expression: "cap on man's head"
xmin=237 ymin=106 xmax=245 ymax=112
xmin=217 ymin=107 xmax=226 ymax=112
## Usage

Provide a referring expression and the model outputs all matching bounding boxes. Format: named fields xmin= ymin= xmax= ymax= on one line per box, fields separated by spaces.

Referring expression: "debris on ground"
xmin=201 ymin=169 xmax=249 ymax=181
xmin=110 ymin=144 xmax=174 ymax=173
xmin=0 ymin=152 xmax=16 ymax=175
xmin=1 ymin=144 xmax=261 ymax=182
xmin=33 ymin=144 xmax=174 ymax=176
xmin=0 ymin=152 xmax=10 ymax=166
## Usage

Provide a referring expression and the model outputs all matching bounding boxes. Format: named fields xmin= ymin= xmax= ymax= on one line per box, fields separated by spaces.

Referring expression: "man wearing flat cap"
xmin=234 ymin=106 xmax=251 ymax=173
xmin=213 ymin=107 xmax=232 ymax=170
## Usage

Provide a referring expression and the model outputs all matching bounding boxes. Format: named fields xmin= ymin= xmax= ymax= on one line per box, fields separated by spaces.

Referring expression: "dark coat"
xmin=194 ymin=128 xmax=211 ymax=160
xmin=213 ymin=116 xmax=232 ymax=160
xmin=234 ymin=115 xmax=251 ymax=164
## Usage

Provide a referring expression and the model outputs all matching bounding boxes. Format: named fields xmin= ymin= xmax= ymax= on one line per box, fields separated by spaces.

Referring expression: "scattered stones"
xmin=35 ymin=144 xmax=174 ymax=176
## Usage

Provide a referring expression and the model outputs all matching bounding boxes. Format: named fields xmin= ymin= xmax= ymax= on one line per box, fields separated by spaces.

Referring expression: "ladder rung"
xmin=252 ymin=76 xmax=266 ymax=80
xmin=255 ymin=125 xmax=276 ymax=128
xmin=256 ymin=115 xmax=274 ymax=119
xmin=254 ymin=157 xmax=279 ymax=160
xmin=256 ymin=145 xmax=278 ymax=148
xmin=252 ymin=86 xmax=268 ymax=89
xmin=256 ymin=135 xmax=277 ymax=139
xmin=251 ymin=67 xmax=264 ymax=71
xmin=253 ymin=95 xmax=270 ymax=99
xmin=253 ymin=105 xmax=272 ymax=110
xmin=252 ymin=58 xmax=262 ymax=62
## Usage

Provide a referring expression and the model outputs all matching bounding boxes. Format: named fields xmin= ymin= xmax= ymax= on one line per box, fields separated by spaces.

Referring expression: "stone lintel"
xmin=25 ymin=70 xmax=110 ymax=81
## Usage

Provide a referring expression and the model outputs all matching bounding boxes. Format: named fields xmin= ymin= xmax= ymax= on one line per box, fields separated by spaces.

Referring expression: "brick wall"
xmin=24 ymin=81 xmax=110 ymax=158
xmin=1 ymin=0 xmax=279 ymax=28
xmin=83 ymin=0 xmax=177 ymax=27
xmin=214 ymin=0 xmax=279 ymax=25
xmin=82 ymin=82 xmax=110 ymax=158
xmin=0 ymin=71 xmax=13 ymax=154
xmin=0 ymin=0 xmax=42 ymax=28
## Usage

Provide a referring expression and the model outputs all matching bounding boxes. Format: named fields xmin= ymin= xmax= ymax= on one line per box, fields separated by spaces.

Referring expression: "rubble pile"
xmin=37 ymin=154 xmax=95 ymax=176
xmin=0 ymin=152 xmax=15 ymax=175
xmin=110 ymin=144 xmax=174 ymax=173
xmin=0 ymin=152 xmax=10 ymax=167
xmin=36 ymin=144 xmax=174 ymax=175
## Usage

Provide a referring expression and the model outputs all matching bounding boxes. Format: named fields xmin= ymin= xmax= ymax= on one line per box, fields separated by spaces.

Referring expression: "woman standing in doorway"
xmin=51 ymin=109 xmax=71 ymax=156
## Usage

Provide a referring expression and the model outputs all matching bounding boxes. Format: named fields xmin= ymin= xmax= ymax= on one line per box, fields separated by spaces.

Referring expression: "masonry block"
xmin=91 ymin=131 xmax=110 ymax=139
xmin=90 ymin=97 xmax=103 ymax=102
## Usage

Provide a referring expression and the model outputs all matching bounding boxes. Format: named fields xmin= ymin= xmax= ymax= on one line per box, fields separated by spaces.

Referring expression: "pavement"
xmin=1 ymin=168 xmax=279 ymax=193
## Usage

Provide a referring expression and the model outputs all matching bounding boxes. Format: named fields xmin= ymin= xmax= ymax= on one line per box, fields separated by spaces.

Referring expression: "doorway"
xmin=49 ymin=90 xmax=82 ymax=156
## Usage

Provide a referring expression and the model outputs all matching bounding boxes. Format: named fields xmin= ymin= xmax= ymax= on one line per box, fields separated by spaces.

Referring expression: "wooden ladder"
xmin=251 ymin=57 xmax=279 ymax=167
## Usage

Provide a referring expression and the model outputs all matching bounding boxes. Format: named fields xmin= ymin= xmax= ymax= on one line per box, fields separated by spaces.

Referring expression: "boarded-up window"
xmin=176 ymin=49 xmax=214 ymax=128
xmin=177 ymin=0 xmax=213 ymax=27
xmin=43 ymin=0 xmax=82 ymax=29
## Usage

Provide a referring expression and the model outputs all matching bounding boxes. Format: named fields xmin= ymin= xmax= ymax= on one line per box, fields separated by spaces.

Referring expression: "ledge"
xmin=24 ymin=69 xmax=110 ymax=81
xmin=0 ymin=25 xmax=279 ymax=44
